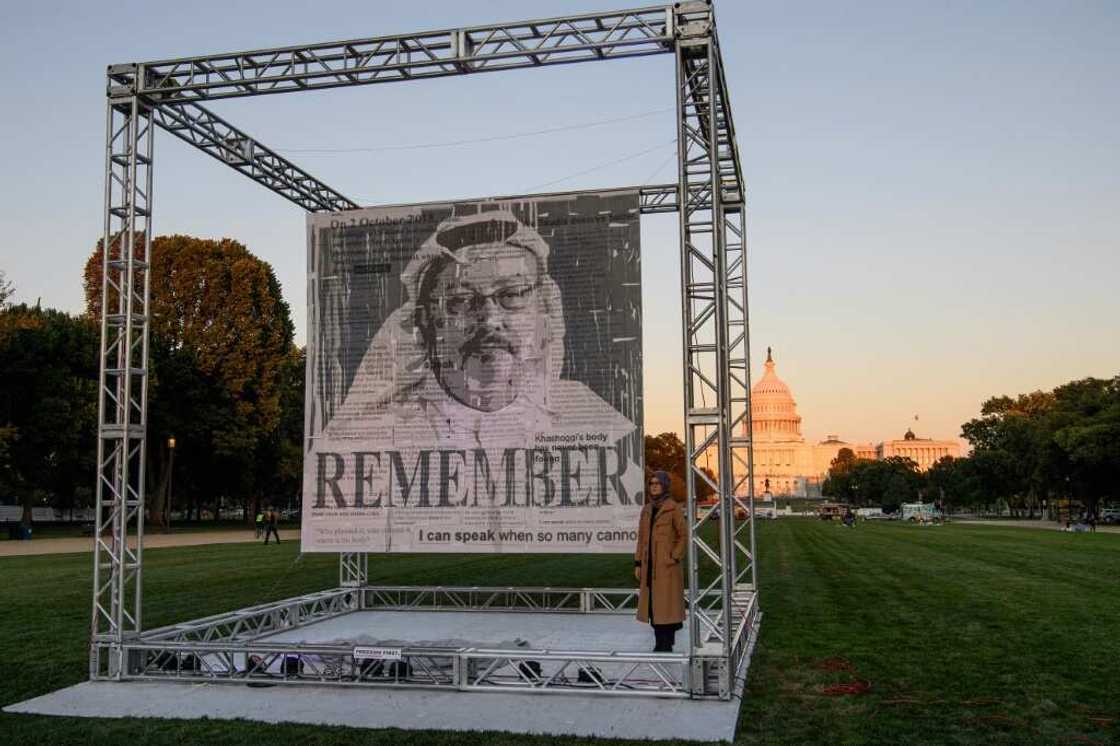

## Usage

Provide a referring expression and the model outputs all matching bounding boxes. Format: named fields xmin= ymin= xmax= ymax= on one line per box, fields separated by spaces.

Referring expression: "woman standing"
xmin=634 ymin=470 xmax=686 ymax=652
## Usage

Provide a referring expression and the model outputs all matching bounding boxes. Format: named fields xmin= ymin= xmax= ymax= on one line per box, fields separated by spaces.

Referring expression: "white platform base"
xmin=6 ymin=679 xmax=744 ymax=741
xmin=262 ymin=608 xmax=677 ymax=651
xmin=6 ymin=610 xmax=747 ymax=740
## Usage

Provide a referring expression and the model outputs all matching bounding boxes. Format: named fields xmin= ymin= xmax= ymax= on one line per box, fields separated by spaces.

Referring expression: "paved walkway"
xmin=956 ymin=519 xmax=1120 ymax=534
xmin=0 ymin=529 xmax=301 ymax=557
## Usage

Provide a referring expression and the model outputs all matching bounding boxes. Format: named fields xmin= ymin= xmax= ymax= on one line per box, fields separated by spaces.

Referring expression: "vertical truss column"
xmin=91 ymin=81 xmax=154 ymax=679
xmin=339 ymin=552 xmax=368 ymax=587
xmin=674 ymin=1 xmax=754 ymax=698
xmin=709 ymin=24 xmax=758 ymax=674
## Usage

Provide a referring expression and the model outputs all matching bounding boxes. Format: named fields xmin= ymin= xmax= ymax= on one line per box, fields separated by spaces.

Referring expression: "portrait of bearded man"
xmin=316 ymin=209 xmax=636 ymax=451
xmin=301 ymin=200 xmax=644 ymax=552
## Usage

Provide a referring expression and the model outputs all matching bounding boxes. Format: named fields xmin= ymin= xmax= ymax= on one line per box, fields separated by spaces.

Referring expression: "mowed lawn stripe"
xmin=867 ymin=524 xmax=1120 ymax=738
xmin=1 ymin=520 xmax=1117 ymax=744
xmin=743 ymin=521 xmax=1119 ymax=744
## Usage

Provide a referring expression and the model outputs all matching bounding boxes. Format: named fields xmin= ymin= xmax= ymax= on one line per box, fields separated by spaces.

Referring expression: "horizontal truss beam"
xmin=145 ymin=109 xmax=704 ymax=216
xmin=109 ymin=6 xmax=675 ymax=103
xmin=108 ymin=4 xmax=734 ymax=216
xmin=124 ymin=639 xmax=692 ymax=697
xmin=113 ymin=585 xmax=757 ymax=698
xmin=151 ymin=101 xmax=358 ymax=212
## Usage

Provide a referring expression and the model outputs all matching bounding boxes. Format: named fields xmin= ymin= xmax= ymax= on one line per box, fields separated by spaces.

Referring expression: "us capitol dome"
xmin=740 ymin=348 xmax=959 ymax=498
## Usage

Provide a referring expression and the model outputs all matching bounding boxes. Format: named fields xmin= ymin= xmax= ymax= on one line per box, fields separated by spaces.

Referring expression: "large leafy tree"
xmin=821 ymin=448 xmax=862 ymax=502
xmin=252 ymin=345 xmax=306 ymax=518
xmin=926 ymin=456 xmax=983 ymax=511
xmin=1048 ymin=377 xmax=1120 ymax=520
xmin=823 ymin=454 xmax=922 ymax=512
xmin=643 ymin=432 xmax=717 ymax=501
xmin=84 ymin=235 xmax=294 ymax=527
xmin=961 ymin=390 xmax=1058 ymax=516
xmin=0 ymin=305 xmax=99 ymax=523
xmin=959 ymin=377 xmax=1119 ymax=518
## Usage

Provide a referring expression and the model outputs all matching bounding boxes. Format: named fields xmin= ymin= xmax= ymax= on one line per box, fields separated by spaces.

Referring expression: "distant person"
xmin=634 ymin=470 xmax=686 ymax=652
xmin=263 ymin=509 xmax=281 ymax=545
xmin=255 ymin=510 xmax=264 ymax=538
xmin=843 ymin=507 xmax=855 ymax=528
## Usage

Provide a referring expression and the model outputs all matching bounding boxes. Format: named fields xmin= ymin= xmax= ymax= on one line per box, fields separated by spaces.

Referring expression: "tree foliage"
xmin=823 ymin=453 xmax=922 ymax=512
xmin=643 ymin=432 xmax=716 ymax=502
xmin=0 ymin=304 xmax=99 ymax=522
xmin=84 ymin=235 xmax=296 ymax=525
xmin=952 ymin=377 xmax=1120 ymax=517
xmin=819 ymin=376 xmax=1119 ymax=518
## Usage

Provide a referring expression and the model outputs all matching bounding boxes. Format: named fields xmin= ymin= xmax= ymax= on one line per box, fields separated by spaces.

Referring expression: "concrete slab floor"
xmin=4 ymin=610 xmax=748 ymax=740
xmin=5 ymin=680 xmax=744 ymax=742
xmin=262 ymin=609 xmax=684 ymax=653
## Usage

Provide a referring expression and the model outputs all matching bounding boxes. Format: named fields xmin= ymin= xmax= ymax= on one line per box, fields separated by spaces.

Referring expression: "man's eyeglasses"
xmin=438 ymin=283 xmax=539 ymax=316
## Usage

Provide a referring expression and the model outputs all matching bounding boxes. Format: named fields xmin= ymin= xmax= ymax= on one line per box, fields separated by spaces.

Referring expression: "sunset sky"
xmin=1 ymin=1 xmax=1117 ymax=447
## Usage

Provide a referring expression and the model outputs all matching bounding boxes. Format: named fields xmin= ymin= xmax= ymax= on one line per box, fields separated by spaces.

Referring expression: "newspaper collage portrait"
xmin=301 ymin=190 xmax=644 ymax=553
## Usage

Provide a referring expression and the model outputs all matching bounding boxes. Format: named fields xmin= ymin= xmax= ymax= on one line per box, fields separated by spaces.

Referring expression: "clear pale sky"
xmin=1 ymin=1 xmax=1117 ymax=446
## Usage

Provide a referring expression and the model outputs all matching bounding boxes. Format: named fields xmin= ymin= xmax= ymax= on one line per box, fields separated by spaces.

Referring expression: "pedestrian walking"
xmin=263 ymin=508 xmax=281 ymax=545
xmin=255 ymin=510 xmax=264 ymax=538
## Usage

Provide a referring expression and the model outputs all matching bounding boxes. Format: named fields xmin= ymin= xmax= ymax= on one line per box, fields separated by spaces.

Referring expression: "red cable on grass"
xmin=815 ymin=657 xmax=853 ymax=672
xmin=822 ymin=680 xmax=871 ymax=696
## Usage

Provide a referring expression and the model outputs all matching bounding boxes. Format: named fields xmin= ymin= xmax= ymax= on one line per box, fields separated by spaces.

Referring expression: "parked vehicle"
xmin=901 ymin=502 xmax=941 ymax=523
xmin=817 ymin=503 xmax=846 ymax=521
xmin=701 ymin=500 xmax=748 ymax=521
xmin=753 ymin=506 xmax=779 ymax=520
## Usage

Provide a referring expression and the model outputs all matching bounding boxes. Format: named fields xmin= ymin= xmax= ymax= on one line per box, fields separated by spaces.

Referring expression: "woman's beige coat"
xmin=634 ymin=497 xmax=687 ymax=625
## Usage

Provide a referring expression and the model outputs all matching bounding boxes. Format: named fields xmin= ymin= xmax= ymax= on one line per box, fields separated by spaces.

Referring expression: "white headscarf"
xmin=330 ymin=209 xmax=567 ymax=422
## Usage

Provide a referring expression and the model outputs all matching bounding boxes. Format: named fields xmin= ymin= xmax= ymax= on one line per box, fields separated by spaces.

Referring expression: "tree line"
xmin=823 ymin=378 xmax=1119 ymax=518
xmin=0 ymin=238 xmax=303 ymax=527
xmin=5 ymin=240 xmax=1116 ymax=526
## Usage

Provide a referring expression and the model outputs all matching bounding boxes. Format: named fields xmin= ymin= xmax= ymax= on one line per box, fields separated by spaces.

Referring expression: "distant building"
xmin=741 ymin=348 xmax=960 ymax=499
xmin=877 ymin=429 xmax=959 ymax=471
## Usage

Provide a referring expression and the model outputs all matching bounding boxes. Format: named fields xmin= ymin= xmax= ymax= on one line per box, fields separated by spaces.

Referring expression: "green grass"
xmin=1 ymin=521 xmax=1117 ymax=744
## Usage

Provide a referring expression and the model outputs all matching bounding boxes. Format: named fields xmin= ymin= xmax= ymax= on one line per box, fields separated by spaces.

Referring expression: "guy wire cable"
xmin=521 ymin=138 xmax=678 ymax=193
xmin=279 ymin=107 xmax=673 ymax=154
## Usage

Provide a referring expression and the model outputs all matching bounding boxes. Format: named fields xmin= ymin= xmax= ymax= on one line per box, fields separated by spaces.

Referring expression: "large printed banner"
xmin=302 ymin=190 xmax=644 ymax=553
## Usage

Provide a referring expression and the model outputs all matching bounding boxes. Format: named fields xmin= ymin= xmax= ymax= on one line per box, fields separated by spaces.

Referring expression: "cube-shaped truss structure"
xmin=92 ymin=1 xmax=759 ymax=700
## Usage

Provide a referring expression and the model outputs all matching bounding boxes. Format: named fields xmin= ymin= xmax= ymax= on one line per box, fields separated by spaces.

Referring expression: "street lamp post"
xmin=167 ymin=436 xmax=176 ymax=530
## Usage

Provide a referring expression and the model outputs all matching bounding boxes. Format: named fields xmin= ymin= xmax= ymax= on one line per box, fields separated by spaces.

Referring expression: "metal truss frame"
xmin=120 ymin=585 xmax=758 ymax=698
xmin=92 ymin=0 xmax=758 ymax=700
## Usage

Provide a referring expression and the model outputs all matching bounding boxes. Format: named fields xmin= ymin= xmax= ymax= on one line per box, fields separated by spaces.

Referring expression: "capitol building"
xmin=742 ymin=349 xmax=960 ymax=498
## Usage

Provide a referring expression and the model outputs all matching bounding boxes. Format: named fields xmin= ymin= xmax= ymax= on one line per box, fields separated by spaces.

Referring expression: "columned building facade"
xmin=740 ymin=349 xmax=960 ymax=498
xmin=878 ymin=430 xmax=959 ymax=471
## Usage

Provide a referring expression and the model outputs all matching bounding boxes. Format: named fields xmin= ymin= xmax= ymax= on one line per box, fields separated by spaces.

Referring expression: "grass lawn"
xmin=1 ymin=520 xmax=1117 ymax=744
xmin=0 ymin=519 xmax=288 ymax=541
